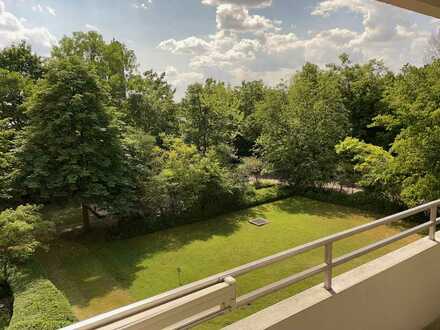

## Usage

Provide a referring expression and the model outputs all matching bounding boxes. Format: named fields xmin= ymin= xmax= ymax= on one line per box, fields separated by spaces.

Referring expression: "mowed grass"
xmin=37 ymin=197 xmax=419 ymax=329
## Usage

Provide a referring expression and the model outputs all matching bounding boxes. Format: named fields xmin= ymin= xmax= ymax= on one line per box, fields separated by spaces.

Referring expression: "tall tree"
xmin=0 ymin=69 xmax=30 ymax=130
xmin=234 ymin=80 xmax=266 ymax=157
xmin=16 ymin=57 xmax=134 ymax=230
xmin=52 ymin=31 xmax=137 ymax=105
xmin=258 ymin=63 xmax=349 ymax=188
xmin=339 ymin=60 xmax=440 ymax=206
xmin=329 ymin=54 xmax=394 ymax=147
xmin=180 ymin=79 xmax=241 ymax=160
xmin=125 ymin=70 xmax=177 ymax=137
xmin=0 ymin=43 xmax=42 ymax=201
xmin=0 ymin=41 xmax=44 ymax=80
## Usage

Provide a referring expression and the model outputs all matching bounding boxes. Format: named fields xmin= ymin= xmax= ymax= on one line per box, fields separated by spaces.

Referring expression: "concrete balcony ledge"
xmin=224 ymin=232 xmax=440 ymax=330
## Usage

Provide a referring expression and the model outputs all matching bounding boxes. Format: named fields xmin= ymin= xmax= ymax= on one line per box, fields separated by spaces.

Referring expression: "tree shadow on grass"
xmin=40 ymin=196 xmax=408 ymax=318
xmin=39 ymin=204 xmax=270 ymax=315
xmin=272 ymin=196 xmax=372 ymax=220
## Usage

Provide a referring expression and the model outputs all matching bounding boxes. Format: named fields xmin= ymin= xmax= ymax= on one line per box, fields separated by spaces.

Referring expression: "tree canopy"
xmin=15 ymin=56 xmax=134 ymax=229
xmin=258 ymin=63 xmax=349 ymax=188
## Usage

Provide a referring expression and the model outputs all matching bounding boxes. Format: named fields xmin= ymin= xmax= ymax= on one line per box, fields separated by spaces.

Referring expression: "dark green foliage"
xmin=234 ymin=80 xmax=266 ymax=157
xmin=258 ymin=63 xmax=349 ymax=188
xmin=111 ymin=185 xmax=294 ymax=239
xmin=126 ymin=70 xmax=177 ymax=136
xmin=0 ymin=69 xmax=30 ymax=130
xmin=301 ymin=188 xmax=402 ymax=215
xmin=15 ymin=57 xmax=135 ymax=228
xmin=0 ymin=120 xmax=16 ymax=202
xmin=340 ymin=60 xmax=440 ymax=207
xmin=329 ymin=54 xmax=395 ymax=147
xmin=7 ymin=261 xmax=75 ymax=330
xmin=180 ymin=79 xmax=242 ymax=159
xmin=52 ymin=31 xmax=137 ymax=106
xmin=141 ymin=138 xmax=248 ymax=220
xmin=0 ymin=41 xmax=44 ymax=80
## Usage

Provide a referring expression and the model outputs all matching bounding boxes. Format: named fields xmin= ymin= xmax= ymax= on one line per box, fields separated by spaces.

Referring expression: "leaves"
xmin=15 ymin=56 xmax=135 ymax=218
xmin=0 ymin=205 xmax=53 ymax=268
xmin=258 ymin=63 xmax=349 ymax=188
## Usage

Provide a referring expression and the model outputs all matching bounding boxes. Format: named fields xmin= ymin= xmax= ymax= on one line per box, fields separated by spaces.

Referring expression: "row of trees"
xmin=1 ymin=31 xmax=439 ymax=233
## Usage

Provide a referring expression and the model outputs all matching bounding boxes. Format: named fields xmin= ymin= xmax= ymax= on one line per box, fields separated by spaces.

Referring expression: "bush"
xmin=7 ymin=261 xmax=75 ymax=330
xmin=301 ymin=188 xmax=403 ymax=215
xmin=110 ymin=185 xmax=295 ymax=239
xmin=140 ymin=138 xmax=249 ymax=220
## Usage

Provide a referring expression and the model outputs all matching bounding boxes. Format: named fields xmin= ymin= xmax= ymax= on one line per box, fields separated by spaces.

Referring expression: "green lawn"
xmin=38 ymin=197 xmax=418 ymax=329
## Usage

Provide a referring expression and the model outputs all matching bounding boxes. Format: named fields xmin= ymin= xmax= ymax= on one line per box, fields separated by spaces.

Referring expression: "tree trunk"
xmin=82 ymin=203 xmax=91 ymax=231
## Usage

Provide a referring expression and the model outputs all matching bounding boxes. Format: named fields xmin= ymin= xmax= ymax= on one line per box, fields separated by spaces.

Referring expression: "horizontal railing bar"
xmin=236 ymin=263 xmax=327 ymax=307
xmin=171 ymin=306 xmax=227 ymax=330
xmin=63 ymin=199 xmax=440 ymax=330
xmin=333 ymin=219 xmax=438 ymax=267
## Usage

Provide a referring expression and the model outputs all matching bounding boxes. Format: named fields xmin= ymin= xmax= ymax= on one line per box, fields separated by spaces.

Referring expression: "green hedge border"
xmin=7 ymin=261 xmax=76 ymax=330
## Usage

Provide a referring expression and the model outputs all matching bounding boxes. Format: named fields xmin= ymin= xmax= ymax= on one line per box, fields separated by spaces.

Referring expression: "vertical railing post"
xmin=223 ymin=276 xmax=237 ymax=310
xmin=429 ymin=205 xmax=438 ymax=241
xmin=324 ymin=242 xmax=333 ymax=290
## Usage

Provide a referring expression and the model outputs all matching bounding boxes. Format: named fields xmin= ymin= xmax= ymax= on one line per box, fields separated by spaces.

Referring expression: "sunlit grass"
xmin=37 ymin=197 xmax=419 ymax=328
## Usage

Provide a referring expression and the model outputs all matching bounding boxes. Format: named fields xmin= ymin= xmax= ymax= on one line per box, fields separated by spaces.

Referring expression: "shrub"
xmin=7 ymin=261 xmax=75 ymax=330
xmin=301 ymin=188 xmax=403 ymax=215
xmin=0 ymin=205 xmax=53 ymax=281
xmin=110 ymin=186 xmax=295 ymax=239
xmin=141 ymin=138 xmax=249 ymax=220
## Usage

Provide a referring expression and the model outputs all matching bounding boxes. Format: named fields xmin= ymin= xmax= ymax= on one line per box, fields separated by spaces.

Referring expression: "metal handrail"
xmin=63 ymin=199 xmax=440 ymax=330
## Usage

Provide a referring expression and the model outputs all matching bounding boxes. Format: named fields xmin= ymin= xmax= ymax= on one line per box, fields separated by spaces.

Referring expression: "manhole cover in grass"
xmin=249 ymin=218 xmax=269 ymax=226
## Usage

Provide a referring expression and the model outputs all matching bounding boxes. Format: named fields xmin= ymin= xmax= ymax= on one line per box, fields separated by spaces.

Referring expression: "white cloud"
xmin=32 ymin=4 xmax=43 ymax=13
xmin=133 ymin=0 xmax=152 ymax=10
xmin=165 ymin=65 xmax=204 ymax=99
xmin=0 ymin=0 xmax=57 ymax=55
xmin=31 ymin=4 xmax=56 ymax=16
xmin=202 ymin=0 xmax=272 ymax=9
xmin=158 ymin=36 xmax=212 ymax=55
xmin=85 ymin=24 xmax=100 ymax=32
xmin=46 ymin=6 xmax=56 ymax=16
xmin=159 ymin=31 xmax=261 ymax=70
xmin=311 ymin=0 xmax=431 ymax=69
xmin=159 ymin=0 xmax=433 ymax=95
xmin=191 ymin=38 xmax=261 ymax=69
xmin=216 ymin=4 xmax=279 ymax=32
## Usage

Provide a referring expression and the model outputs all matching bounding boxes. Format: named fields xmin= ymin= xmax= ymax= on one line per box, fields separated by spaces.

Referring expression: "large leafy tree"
xmin=338 ymin=60 xmax=440 ymax=206
xmin=378 ymin=61 xmax=440 ymax=205
xmin=0 ymin=41 xmax=44 ymax=80
xmin=52 ymin=31 xmax=137 ymax=105
xmin=125 ymin=70 xmax=177 ymax=137
xmin=0 ymin=69 xmax=30 ymax=130
xmin=0 ymin=43 xmax=42 ymax=201
xmin=142 ymin=138 xmax=245 ymax=219
xmin=234 ymin=80 xmax=266 ymax=157
xmin=15 ymin=57 xmax=134 ymax=230
xmin=329 ymin=54 xmax=394 ymax=147
xmin=258 ymin=63 xmax=349 ymax=188
xmin=180 ymin=79 xmax=241 ymax=159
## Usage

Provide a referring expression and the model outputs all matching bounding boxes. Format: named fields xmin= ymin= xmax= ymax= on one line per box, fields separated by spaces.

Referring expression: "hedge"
xmin=7 ymin=261 xmax=76 ymax=330
xmin=300 ymin=188 xmax=403 ymax=215
xmin=110 ymin=185 xmax=296 ymax=239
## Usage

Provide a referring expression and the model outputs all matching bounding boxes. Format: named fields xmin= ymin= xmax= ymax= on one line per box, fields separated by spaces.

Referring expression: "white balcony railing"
xmin=62 ymin=199 xmax=440 ymax=330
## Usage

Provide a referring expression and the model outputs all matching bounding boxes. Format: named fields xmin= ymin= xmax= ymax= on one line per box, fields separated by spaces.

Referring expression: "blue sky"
xmin=1 ymin=0 xmax=439 ymax=97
